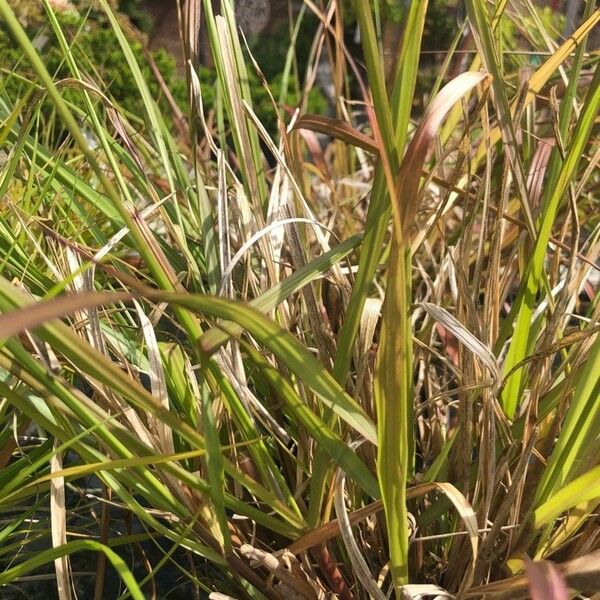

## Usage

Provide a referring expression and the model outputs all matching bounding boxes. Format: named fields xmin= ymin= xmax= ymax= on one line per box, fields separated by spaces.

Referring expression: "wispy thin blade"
xmin=50 ymin=442 xmax=72 ymax=600
xmin=420 ymin=302 xmax=502 ymax=389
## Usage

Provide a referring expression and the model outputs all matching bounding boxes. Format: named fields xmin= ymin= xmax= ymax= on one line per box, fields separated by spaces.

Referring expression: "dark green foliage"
xmin=117 ymin=0 xmax=153 ymax=32
xmin=239 ymin=13 xmax=329 ymax=130
xmin=0 ymin=10 xmax=185 ymax=141
xmin=246 ymin=13 xmax=318 ymax=81
xmin=422 ymin=0 xmax=457 ymax=51
xmin=0 ymin=4 xmax=325 ymax=143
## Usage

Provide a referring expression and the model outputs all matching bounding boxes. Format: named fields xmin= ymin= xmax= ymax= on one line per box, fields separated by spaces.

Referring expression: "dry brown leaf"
xmin=396 ymin=70 xmax=491 ymax=237
xmin=292 ymin=114 xmax=379 ymax=154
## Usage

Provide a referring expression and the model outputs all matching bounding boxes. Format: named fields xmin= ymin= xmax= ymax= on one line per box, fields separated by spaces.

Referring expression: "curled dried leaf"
xmin=292 ymin=114 xmax=379 ymax=154
xmin=396 ymin=70 xmax=491 ymax=238
xmin=420 ymin=302 xmax=502 ymax=390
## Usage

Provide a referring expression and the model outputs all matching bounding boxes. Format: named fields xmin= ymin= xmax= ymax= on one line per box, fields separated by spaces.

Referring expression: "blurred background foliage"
xmin=1 ymin=0 xmax=328 ymax=140
xmin=2 ymin=0 xmax=566 ymax=144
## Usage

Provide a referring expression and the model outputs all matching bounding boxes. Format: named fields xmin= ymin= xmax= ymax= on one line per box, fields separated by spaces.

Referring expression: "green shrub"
xmin=0 ymin=7 xmax=185 ymax=140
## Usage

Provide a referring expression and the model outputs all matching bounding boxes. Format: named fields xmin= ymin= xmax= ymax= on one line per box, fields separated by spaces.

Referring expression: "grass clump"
xmin=0 ymin=0 xmax=598 ymax=599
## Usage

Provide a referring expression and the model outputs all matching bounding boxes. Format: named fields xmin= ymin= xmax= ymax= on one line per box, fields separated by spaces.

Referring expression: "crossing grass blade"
xmin=375 ymin=69 xmax=489 ymax=594
xmin=333 ymin=1 xmax=428 ymax=385
xmin=534 ymin=463 xmax=600 ymax=529
xmin=535 ymin=332 xmax=600 ymax=507
xmin=0 ymin=281 xmax=377 ymax=458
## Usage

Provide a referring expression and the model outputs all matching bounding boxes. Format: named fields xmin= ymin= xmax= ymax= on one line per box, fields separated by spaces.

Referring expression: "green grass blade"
xmin=333 ymin=2 xmax=428 ymax=385
xmin=0 ymin=285 xmax=377 ymax=444
xmin=0 ymin=539 xmax=145 ymax=600
xmin=535 ymin=332 xmax=600 ymax=504
xmin=245 ymin=345 xmax=379 ymax=498
xmin=501 ymin=65 xmax=600 ymax=418
xmin=534 ymin=463 xmax=600 ymax=528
